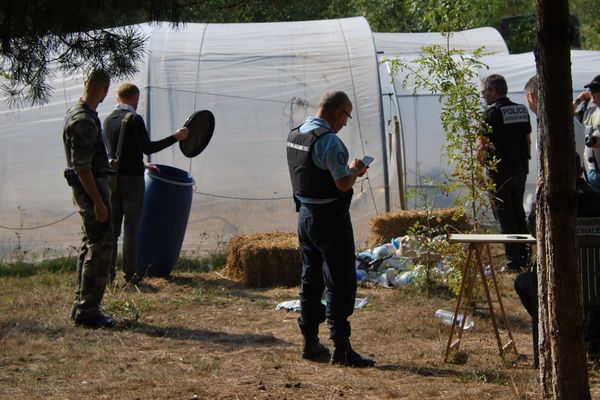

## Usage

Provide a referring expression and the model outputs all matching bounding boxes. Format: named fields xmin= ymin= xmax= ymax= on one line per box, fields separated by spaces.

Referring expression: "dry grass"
xmin=2 ymin=258 xmax=600 ymax=399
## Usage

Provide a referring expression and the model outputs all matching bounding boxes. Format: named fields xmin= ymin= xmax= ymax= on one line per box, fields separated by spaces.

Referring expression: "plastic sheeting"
xmin=374 ymin=27 xmax=509 ymax=57
xmin=0 ymin=17 xmax=385 ymax=257
xmin=3 ymin=17 xmax=598 ymax=259
xmin=380 ymin=49 xmax=600 ymax=210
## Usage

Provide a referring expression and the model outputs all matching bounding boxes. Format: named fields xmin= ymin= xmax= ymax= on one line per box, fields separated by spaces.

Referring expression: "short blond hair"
xmin=116 ymin=83 xmax=140 ymax=101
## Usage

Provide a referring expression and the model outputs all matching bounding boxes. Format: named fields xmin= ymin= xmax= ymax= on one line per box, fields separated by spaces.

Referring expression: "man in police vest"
xmin=286 ymin=90 xmax=374 ymax=367
xmin=62 ymin=69 xmax=115 ymax=328
xmin=478 ymin=74 xmax=532 ymax=273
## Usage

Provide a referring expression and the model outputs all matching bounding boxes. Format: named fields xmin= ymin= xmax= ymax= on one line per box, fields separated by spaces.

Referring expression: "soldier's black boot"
xmin=302 ymin=338 xmax=330 ymax=361
xmin=330 ymin=340 xmax=375 ymax=368
xmin=74 ymin=310 xmax=116 ymax=329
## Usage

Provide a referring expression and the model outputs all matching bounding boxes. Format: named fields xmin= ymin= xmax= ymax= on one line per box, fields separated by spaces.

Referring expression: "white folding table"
xmin=444 ymin=233 xmax=536 ymax=362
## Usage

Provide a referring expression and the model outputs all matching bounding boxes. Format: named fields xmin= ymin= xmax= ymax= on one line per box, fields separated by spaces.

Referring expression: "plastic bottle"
xmin=377 ymin=268 xmax=396 ymax=288
xmin=394 ymin=270 xmax=414 ymax=287
xmin=434 ymin=309 xmax=474 ymax=331
xmin=484 ymin=265 xmax=492 ymax=278
xmin=355 ymin=297 xmax=370 ymax=309
xmin=356 ymin=269 xmax=368 ymax=282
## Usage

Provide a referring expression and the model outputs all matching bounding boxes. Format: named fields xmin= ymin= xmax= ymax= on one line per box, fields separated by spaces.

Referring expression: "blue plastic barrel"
xmin=137 ymin=164 xmax=194 ymax=277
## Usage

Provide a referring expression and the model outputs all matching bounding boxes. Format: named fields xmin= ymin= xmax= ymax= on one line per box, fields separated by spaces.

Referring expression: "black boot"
xmin=74 ymin=310 xmax=116 ymax=329
xmin=330 ymin=341 xmax=375 ymax=368
xmin=108 ymin=267 xmax=116 ymax=284
xmin=302 ymin=339 xmax=330 ymax=361
xmin=588 ymin=339 xmax=600 ymax=361
xmin=298 ymin=320 xmax=329 ymax=361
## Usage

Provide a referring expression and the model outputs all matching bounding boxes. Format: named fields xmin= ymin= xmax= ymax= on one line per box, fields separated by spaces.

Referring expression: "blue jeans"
xmin=109 ymin=175 xmax=145 ymax=280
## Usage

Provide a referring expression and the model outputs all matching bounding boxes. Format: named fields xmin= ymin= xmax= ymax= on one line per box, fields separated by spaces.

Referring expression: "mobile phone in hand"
xmin=361 ymin=155 xmax=374 ymax=166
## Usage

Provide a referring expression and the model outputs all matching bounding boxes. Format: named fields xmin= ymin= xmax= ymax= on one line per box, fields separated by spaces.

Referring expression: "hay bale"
xmin=367 ymin=208 xmax=471 ymax=248
xmin=222 ymin=232 xmax=301 ymax=288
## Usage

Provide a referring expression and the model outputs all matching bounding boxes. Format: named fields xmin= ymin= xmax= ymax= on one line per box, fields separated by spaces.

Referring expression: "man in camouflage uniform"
xmin=63 ymin=69 xmax=115 ymax=328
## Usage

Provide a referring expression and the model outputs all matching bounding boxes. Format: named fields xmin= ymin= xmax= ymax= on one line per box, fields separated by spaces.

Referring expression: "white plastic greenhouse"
xmin=380 ymin=48 xmax=600 ymax=210
xmin=1 ymin=17 xmax=599 ymax=257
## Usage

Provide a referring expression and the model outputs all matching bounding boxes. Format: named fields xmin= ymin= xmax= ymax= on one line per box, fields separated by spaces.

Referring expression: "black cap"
xmin=584 ymin=75 xmax=600 ymax=91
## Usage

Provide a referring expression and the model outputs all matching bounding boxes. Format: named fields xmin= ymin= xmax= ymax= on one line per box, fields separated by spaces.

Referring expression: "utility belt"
xmin=63 ymin=168 xmax=113 ymax=187
xmin=295 ymin=195 xmax=352 ymax=213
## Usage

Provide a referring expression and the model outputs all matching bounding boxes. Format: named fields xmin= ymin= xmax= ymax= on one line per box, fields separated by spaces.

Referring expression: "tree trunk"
xmin=535 ymin=0 xmax=591 ymax=398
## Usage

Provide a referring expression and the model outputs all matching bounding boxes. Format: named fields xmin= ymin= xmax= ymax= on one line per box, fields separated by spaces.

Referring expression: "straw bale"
xmin=368 ymin=208 xmax=471 ymax=248
xmin=222 ymin=232 xmax=301 ymax=288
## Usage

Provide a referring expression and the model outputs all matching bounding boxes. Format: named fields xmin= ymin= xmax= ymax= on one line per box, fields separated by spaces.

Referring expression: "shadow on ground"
xmin=124 ymin=321 xmax=295 ymax=349
xmin=377 ymin=362 xmax=513 ymax=384
xmin=0 ymin=318 xmax=66 ymax=339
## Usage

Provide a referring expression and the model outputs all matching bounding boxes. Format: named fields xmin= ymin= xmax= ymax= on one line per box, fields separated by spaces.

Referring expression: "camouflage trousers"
xmin=70 ymin=179 xmax=113 ymax=322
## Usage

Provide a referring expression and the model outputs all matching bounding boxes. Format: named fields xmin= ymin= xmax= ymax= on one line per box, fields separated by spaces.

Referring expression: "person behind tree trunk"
xmin=514 ymin=153 xmax=600 ymax=359
xmin=574 ymin=75 xmax=600 ymax=188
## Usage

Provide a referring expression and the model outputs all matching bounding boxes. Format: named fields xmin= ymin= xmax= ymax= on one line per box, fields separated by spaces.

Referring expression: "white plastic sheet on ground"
xmin=276 ymin=297 xmax=370 ymax=312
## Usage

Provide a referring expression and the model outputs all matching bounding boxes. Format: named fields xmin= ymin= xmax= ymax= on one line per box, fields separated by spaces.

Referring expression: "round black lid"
xmin=179 ymin=110 xmax=215 ymax=158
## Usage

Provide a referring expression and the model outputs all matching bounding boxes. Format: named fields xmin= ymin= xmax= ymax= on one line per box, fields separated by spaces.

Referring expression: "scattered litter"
xmin=276 ymin=297 xmax=370 ymax=312
xmin=355 ymin=233 xmax=460 ymax=290
xmin=355 ymin=297 xmax=370 ymax=309
xmin=434 ymin=309 xmax=474 ymax=331
xmin=372 ymin=243 xmax=396 ymax=259
xmin=484 ymin=265 xmax=492 ymax=277
xmin=378 ymin=268 xmax=397 ymax=288
xmin=395 ymin=270 xmax=414 ymax=287
xmin=276 ymin=300 xmax=302 ymax=312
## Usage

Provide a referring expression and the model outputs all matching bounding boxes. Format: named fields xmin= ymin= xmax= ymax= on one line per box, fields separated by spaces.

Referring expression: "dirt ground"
xmin=1 ymin=266 xmax=600 ymax=399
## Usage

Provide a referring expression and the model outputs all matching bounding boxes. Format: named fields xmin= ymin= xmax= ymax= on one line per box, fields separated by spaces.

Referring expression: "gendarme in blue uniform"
xmin=286 ymin=116 xmax=357 ymax=348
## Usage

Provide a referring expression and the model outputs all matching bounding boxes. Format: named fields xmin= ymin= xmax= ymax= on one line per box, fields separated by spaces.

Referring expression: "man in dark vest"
xmin=478 ymin=74 xmax=532 ymax=273
xmin=103 ymin=83 xmax=188 ymax=284
xmin=514 ymin=154 xmax=600 ymax=359
xmin=286 ymin=90 xmax=374 ymax=367
xmin=62 ymin=69 xmax=115 ymax=328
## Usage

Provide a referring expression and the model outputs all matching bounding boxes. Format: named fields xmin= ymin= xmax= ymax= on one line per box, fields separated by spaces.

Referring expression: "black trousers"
xmin=514 ymin=269 xmax=600 ymax=342
xmin=296 ymin=202 xmax=357 ymax=344
xmin=490 ymin=173 xmax=529 ymax=269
